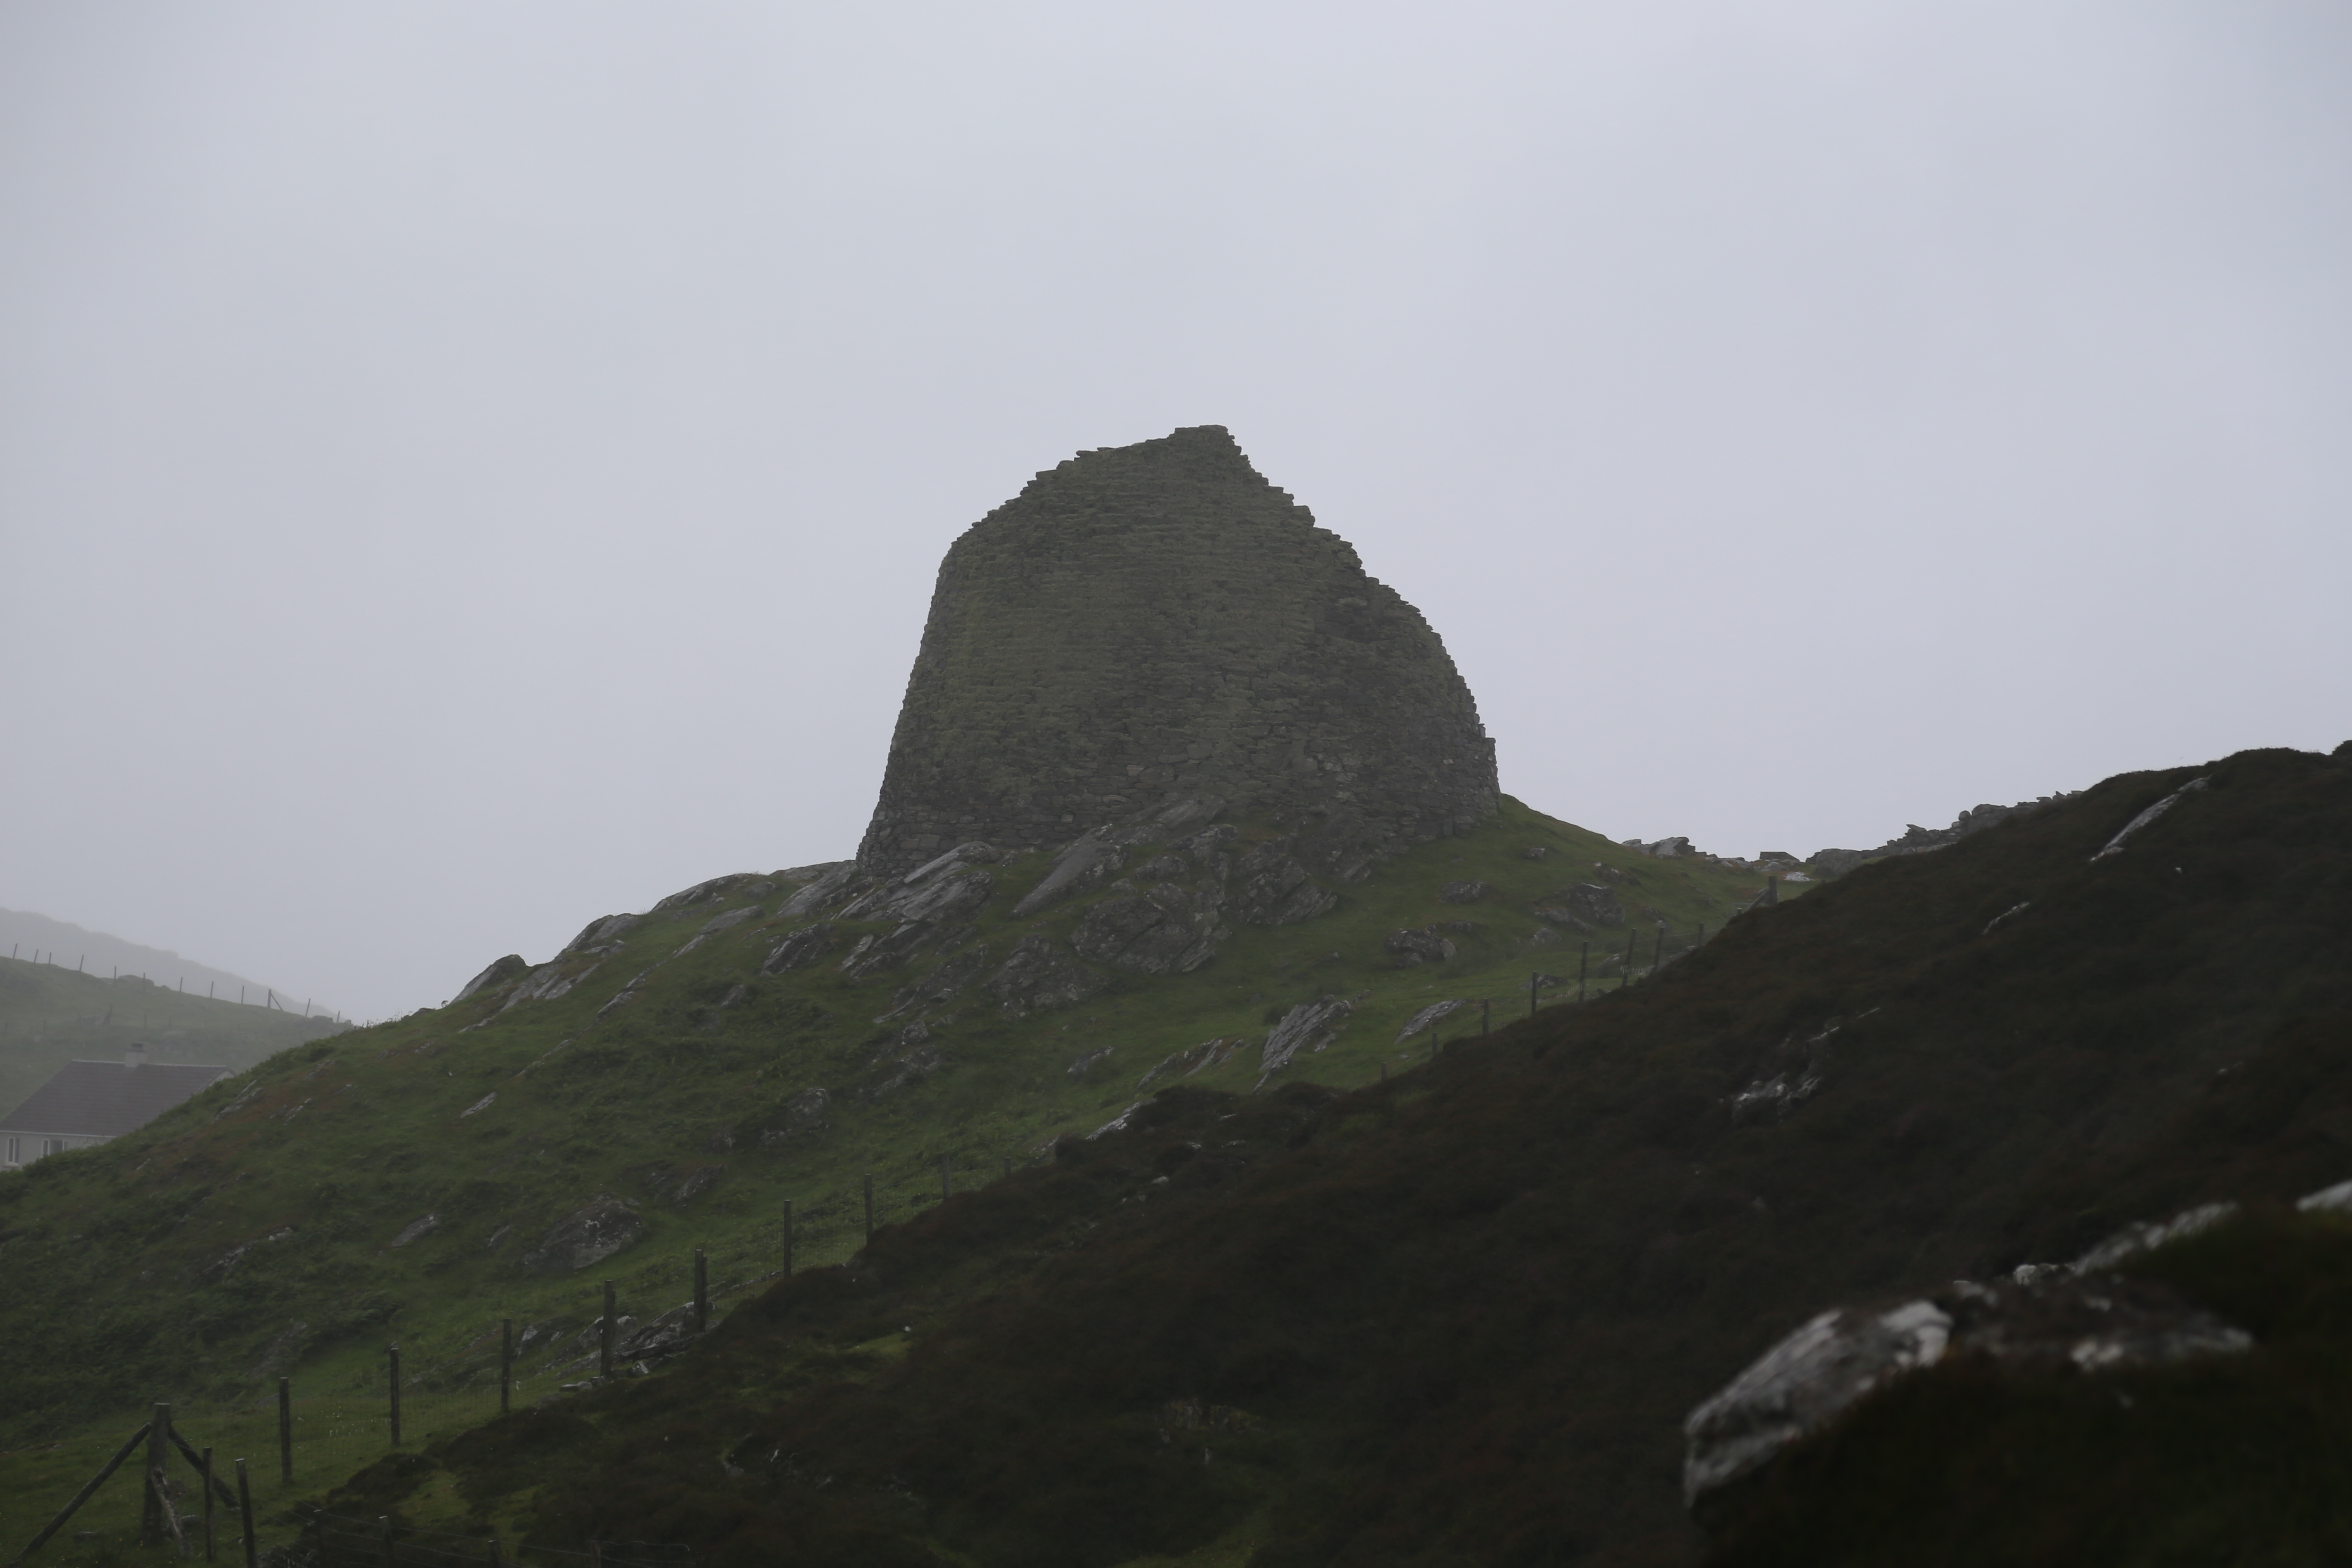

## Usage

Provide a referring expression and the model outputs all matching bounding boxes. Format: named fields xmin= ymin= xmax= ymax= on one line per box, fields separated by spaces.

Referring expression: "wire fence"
xmin=0 ymin=1220 xmax=883 ymax=1566
xmin=266 ymin=1240 xmax=829 ymax=1487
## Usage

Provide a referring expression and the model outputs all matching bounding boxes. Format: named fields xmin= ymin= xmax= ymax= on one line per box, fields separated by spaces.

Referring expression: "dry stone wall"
xmin=858 ymin=425 xmax=1498 ymax=873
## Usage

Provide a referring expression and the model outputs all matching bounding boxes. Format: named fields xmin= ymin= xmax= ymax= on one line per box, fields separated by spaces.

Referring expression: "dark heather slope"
xmin=857 ymin=426 xmax=1498 ymax=874
xmin=350 ymin=744 xmax=2351 ymax=1568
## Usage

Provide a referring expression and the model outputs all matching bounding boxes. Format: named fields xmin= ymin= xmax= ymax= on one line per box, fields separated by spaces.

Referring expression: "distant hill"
xmin=0 ymin=958 xmax=346 ymax=1122
xmin=0 ymin=907 xmax=305 ymax=1007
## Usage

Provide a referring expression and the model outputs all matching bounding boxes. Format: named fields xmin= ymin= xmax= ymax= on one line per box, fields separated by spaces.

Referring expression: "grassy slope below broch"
xmin=0 ymin=799 xmax=1759 ymax=1463
xmin=267 ymin=744 xmax=2352 ymax=1567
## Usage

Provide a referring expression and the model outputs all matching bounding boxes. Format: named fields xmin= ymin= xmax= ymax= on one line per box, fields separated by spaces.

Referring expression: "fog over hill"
xmin=0 ymin=908 xmax=327 ymax=1014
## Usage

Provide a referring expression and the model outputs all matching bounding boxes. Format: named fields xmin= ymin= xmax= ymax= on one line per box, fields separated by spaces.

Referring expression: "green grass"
xmin=0 ymin=795 xmax=1773 ymax=1558
xmin=229 ymin=743 xmax=2346 ymax=1568
xmin=0 ymin=962 xmax=340 ymax=1117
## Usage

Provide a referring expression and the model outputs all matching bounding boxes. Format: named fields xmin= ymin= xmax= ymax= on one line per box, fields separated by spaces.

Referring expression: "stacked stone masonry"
xmin=858 ymin=426 xmax=1499 ymax=873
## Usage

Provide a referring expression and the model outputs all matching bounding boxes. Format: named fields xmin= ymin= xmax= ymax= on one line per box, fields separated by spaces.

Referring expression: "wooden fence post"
xmin=1623 ymin=931 xmax=1636 ymax=988
xmin=863 ymin=1174 xmax=874 ymax=1241
xmin=1578 ymin=943 xmax=1589 ymax=1004
xmin=782 ymin=1199 xmax=794 ymax=1277
xmin=600 ymin=1281 xmax=616 ymax=1378
xmin=202 ymin=1446 xmax=215 ymax=1562
xmin=235 ymin=1460 xmax=256 ymax=1568
xmin=151 ymin=1466 xmax=190 ymax=1558
xmin=387 ymin=1345 xmax=401 ymax=1446
xmin=11 ymin=1421 xmax=154 ymax=1562
xmin=499 ymin=1319 xmax=513 ymax=1415
xmin=376 ymin=1514 xmax=392 ymax=1568
xmin=1652 ymin=928 xmax=1664 ymax=978
xmin=939 ymin=1153 xmax=951 ymax=1203
xmin=1526 ymin=972 xmax=1537 ymax=1020
xmin=142 ymin=1404 xmax=171 ymax=1545
xmin=278 ymin=1378 xmax=293 ymax=1484
xmin=693 ymin=1249 xmax=708 ymax=1335
xmin=588 ymin=1541 xmax=603 ymax=1568
xmin=1480 ymin=999 xmax=1490 ymax=1035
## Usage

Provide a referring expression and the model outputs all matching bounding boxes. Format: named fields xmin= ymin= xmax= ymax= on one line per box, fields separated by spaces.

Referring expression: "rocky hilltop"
xmin=857 ymin=426 xmax=1498 ymax=874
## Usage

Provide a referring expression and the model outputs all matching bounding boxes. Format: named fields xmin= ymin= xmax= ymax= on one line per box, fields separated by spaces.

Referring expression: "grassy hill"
xmin=7 ymin=746 xmax=2346 ymax=1567
xmin=276 ymin=745 xmax=2352 ymax=1566
xmin=0 ymin=960 xmax=346 ymax=1120
xmin=0 ymin=798 xmax=1767 ymax=1480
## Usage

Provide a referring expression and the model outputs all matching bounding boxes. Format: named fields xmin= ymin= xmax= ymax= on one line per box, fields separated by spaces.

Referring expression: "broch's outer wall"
xmin=856 ymin=426 xmax=1499 ymax=874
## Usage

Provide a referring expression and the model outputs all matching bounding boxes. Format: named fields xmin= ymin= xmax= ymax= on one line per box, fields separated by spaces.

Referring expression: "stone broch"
xmin=858 ymin=426 xmax=1499 ymax=873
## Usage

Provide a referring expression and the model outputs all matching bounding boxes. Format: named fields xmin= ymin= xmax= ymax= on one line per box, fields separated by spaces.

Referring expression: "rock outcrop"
xmin=1534 ymin=883 xmax=1625 ymax=930
xmin=519 ymin=1197 xmax=646 ymax=1274
xmin=857 ymin=426 xmax=1498 ymax=875
xmin=1681 ymin=1194 xmax=2299 ymax=1510
xmin=1810 ymin=792 xmax=2079 ymax=879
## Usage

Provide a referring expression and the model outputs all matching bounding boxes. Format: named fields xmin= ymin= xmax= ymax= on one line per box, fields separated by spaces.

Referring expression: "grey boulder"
xmin=776 ymin=864 xmax=868 ymax=917
xmin=758 ymin=1088 xmax=830 ymax=1147
xmin=1070 ymin=879 xmax=1230 ymax=975
xmin=761 ymin=923 xmax=840 ymax=975
xmin=983 ymin=936 xmax=1109 ymax=1020
xmin=1382 ymin=927 xmax=1458 ymax=966
xmin=1394 ymin=999 xmax=1470 ymax=1043
xmin=1535 ymin=884 xmax=1625 ymax=929
xmin=1684 ymin=1299 xmax=1952 ymax=1504
xmin=518 ymin=1198 xmax=646 ymax=1274
xmin=1012 ymin=828 xmax=1123 ymax=918
xmin=1259 ymin=996 xmax=1352 ymax=1080
xmin=454 ymin=955 xmax=529 ymax=1003
xmin=1230 ymin=841 xmax=1337 ymax=927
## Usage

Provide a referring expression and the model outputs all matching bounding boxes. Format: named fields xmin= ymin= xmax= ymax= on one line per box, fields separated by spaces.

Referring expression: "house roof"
xmin=0 ymin=1058 xmax=231 ymax=1138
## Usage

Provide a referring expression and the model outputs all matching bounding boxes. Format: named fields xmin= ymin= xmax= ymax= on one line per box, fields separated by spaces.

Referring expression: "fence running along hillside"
xmin=5 ymin=917 xmax=1740 ymax=1565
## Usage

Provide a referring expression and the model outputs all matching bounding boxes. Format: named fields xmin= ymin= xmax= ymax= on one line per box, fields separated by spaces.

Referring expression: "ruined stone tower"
xmin=856 ymin=426 xmax=1498 ymax=874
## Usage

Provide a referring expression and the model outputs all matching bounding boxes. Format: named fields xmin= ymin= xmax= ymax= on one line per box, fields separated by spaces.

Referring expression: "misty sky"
xmin=3 ymin=2 xmax=2346 ymax=1023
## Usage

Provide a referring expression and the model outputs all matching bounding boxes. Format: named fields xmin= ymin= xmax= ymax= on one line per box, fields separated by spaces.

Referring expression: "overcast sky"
xmin=3 ymin=2 xmax=2346 ymax=1022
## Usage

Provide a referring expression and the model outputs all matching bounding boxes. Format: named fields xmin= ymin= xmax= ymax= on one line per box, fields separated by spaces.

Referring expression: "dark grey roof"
xmin=0 ymin=1059 xmax=231 ymax=1138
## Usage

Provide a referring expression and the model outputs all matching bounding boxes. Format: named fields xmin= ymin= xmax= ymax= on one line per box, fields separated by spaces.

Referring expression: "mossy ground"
xmin=0 ymin=796 xmax=1773 ymax=1561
